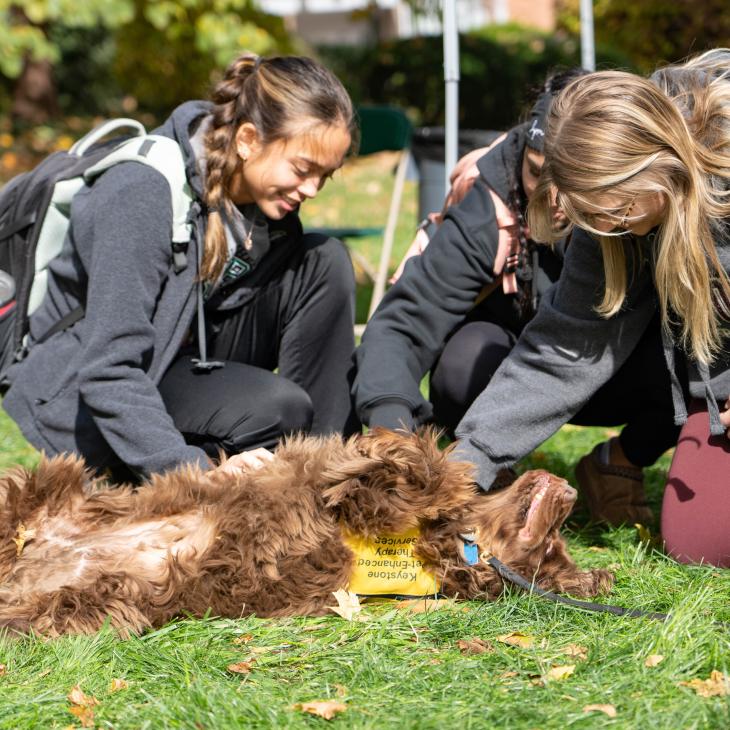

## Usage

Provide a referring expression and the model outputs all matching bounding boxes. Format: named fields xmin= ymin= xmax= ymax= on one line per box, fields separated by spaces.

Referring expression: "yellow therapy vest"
xmin=342 ymin=527 xmax=440 ymax=597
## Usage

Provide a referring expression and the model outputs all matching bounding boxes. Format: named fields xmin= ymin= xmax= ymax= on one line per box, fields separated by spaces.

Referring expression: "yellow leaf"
xmin=644 ymin=654 xmax=664 ymax=668
xmin=588 ymin=546 xmax=607 ymax=552
xmin=0 ymin=133 xmax=13 ymax=148
xmin=328 ymin=589 xmax=362 ymax=621
xmin=499 ymin=670 xmax=518 ymax=679
xmin=227 ymin=661 xmax=255 ymax=674
xmin=334 ymin=683 xmax=347 ymax=697
xmin=457 ymin=637 xmax=494 ymax=655
xmin=545 ymin=665 xmax=575 ymax=681
xmin=68 ymin=705 xmax=95 ymax=728
xmin=294 ymin=700 xmax=347 ymax=720
xmin=678 ymin=670 xmax=730 ymax=697
xmin=13 ymin=523 xmax=36 ymax=557
xmin=232 ymin=634 xmax=253 ymax=645
xmin=67 ymin=685 xmax=99 ymax=707
xmin=108 ymin=678 xmax=129 ymax=692
xmin=562 ymin=644 xmax=588 ymax=660
xmin=583 ymin=704 xmax=617 ymax=718
xmin=496 ymin=631 xmax=534 ymax=648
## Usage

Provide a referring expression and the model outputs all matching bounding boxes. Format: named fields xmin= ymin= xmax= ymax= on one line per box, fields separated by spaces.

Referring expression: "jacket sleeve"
xmin=73 ymin=162 xmax=210 ymax=477
xmin=454 ymin=229 xmax=658 ymax=488
xmin=352 ymin=176 xmax=502 ymax=428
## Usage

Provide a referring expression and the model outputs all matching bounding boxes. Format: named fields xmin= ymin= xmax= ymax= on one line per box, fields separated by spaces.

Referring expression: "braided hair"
xmin=506 ymin=67 xmax=589 ymax=320
xmin=202 ymin=54 xmax=356 ymax=281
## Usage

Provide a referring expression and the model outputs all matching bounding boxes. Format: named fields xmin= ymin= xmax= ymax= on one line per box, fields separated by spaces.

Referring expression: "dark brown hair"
xmin=202 ymin=54 xmax=356 ymax=280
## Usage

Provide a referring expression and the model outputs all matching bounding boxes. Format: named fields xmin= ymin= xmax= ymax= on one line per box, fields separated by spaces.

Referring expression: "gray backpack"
xmin=0 ymin=118 xmax=194 ymax=384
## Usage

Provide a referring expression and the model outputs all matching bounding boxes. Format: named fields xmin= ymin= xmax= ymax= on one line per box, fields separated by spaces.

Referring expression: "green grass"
xmin=1 ymin=154 xmax=729 ymax=729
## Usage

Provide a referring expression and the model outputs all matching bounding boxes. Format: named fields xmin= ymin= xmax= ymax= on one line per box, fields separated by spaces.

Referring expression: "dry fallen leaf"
xmin=67 ymin=685 xmax=99 ymax=707
xmin=678 ymin=670 xmax=730 ymax=697
xmin=562 ymin=644 xmax=588 ymax=660
xmin=334 ymin=683 xmax=348 ymax=698
xmin=294 ymin=700 xmax=347 ymax=720
xmin=328 ymin=589 xmax=363 ymax=621
xmin=499 ymin=671 xmax=518 ymax=679
xmin=227 ymin=661 xmax=255 ymax=675
xmin=68 ymin=705 xmax=95 ymax=728
xmin=0 ymin=663 xmax=6 ymax=677
xmin=545 ymin=665 xmax=575 ymax=681
xmin=457 ymin=637 xmax=494 ymax=655
xmin=108 ymin=678 xmax=129 ymax=692
xmin=13 ymin=523 xmax=36 ymax=557
xmin=496 ymin=632 xmax=534 ymax=649
xmin=232 ymin=634 xmax=253 ymax=645
xmin=583 ymin=703 xmax=617 ymax=718
xmin=644 ymin=654 xmax=664 ymax=668
xmin=588 ymin=546 xmax=607 ymax=552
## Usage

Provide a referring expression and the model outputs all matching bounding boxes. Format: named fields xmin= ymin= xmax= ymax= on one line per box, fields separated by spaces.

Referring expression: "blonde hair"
xmin=528 ymin=50 xmax=730 ymax=363
xmin=202 ymin=54 xmax=355 ymax=281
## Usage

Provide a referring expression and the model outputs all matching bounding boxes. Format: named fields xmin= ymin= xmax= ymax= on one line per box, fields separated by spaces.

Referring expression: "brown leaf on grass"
xmin=678 ymin=670 xmax=730 ymax=697
xmin=545 ymin=665 xmax=575 ymax=681
xmin=13 ymin=523 xmax=36 ymax=557
xmin=495 ymin=632 xmax=534 ymax=649
xmin=334 ymin=683 xmax=348 ymax=698
xmin=562 ymin=644 xmax=588 ymax=660
xmin=67 ymin=685 xmax=99 ymax=706
xmin=0 ymin=663 xmax=6 ymax=676
xmin=294 ymin=700 xmax=347 ymax=720
xmin=499 ymin=671 xmax=518 ymax=679
xmin=108 ymin=678 xmax=129 ymax=692
xmin=457 ymin=637 xmax=494 ymax=655
xmin=227 ymin=660 xmax=255 ymax=674
xmin=583 ymin=704 xmax=617 ymax=718
xmin=68 ymin=705 xmax=95 ymax=728
xmin=328 ymin=589 xmax=363 ymax=621
xmin=644 ymin=654 xmax=664 ymax=668
xmin=232 ymin=634 xmax=253 ymax=645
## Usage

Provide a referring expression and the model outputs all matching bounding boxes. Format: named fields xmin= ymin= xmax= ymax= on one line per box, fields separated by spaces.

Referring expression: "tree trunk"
xmin=12 ymin=58 xmax=58 ymax=125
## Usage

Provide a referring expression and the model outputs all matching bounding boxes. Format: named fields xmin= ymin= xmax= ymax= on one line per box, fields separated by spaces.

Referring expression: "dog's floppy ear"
xmin=321 ymin=428 xmax=476 ymax=536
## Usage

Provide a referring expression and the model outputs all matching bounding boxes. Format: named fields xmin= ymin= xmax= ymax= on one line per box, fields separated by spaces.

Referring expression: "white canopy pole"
xmin=579 ymin=0 xmax=596 ymax=71
xmin=442 ymin=0 xmax=460 ymax=191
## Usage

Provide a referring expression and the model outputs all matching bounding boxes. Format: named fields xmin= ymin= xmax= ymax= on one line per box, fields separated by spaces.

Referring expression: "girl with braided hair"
xmin=455 ymin=49 xmax=730 ymax=566
xmin=354 ymin=68 xmax=678 ymax=516
xmin=2 ymin=53 xmax=358 ymax=481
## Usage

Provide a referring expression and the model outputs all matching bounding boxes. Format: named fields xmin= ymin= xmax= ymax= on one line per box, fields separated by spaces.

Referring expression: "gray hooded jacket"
xmin=2 ymin=101 xmax=301 ymax=477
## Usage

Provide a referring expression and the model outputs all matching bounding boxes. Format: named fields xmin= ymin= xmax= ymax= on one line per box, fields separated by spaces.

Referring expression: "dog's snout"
xmin=562 ymin=485 xmax=577 ymax=503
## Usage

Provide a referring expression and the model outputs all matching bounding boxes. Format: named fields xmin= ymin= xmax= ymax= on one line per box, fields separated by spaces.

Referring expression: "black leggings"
xmin=430 ymin=313 xmax=681 ymax=467
xmin=158 ymin=233 xmax=359 ymax=459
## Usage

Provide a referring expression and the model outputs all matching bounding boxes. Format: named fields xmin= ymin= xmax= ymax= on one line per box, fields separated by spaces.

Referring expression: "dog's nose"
xmin=562 ymin=485 xmax=577 ymax=503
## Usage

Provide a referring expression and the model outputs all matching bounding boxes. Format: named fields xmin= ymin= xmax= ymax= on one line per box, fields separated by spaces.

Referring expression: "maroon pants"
xmin=661 ymin=399 xmax=730 ymax=568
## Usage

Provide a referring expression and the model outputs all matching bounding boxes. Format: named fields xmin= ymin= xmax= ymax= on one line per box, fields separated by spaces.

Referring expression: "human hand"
xmin=216 ymin=448 xmax=274 ymax=475
xmin=389 ymin=225 xmax=433 ymax=283
xmin=720 ymin=397 xmax=730 ymax=437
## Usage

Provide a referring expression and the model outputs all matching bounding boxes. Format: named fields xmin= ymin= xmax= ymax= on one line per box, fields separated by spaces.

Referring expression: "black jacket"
xmin=352 ymin=123 xmax=565 ymax=429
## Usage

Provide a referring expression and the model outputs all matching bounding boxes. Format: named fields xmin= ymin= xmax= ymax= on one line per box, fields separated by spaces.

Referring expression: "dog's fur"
xmin=0 ymin=429 xmax=612 ymax=637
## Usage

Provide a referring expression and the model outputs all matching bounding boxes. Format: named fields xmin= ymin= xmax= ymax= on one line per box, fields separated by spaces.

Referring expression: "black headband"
xmin=525 ymin=90 xmax=552 ymax=152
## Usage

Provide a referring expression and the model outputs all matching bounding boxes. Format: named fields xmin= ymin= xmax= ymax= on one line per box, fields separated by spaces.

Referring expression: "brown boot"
xmin=574 ymin=444 xmax=654 ymax=526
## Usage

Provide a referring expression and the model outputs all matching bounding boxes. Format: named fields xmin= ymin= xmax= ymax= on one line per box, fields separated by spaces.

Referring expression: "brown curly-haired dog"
xmin=0 ymin=429 xmax=612 ymax=637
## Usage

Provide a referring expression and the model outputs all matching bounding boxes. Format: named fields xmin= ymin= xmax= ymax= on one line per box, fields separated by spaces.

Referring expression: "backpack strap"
xmin=82 ymin=135 xmax=194 ymax=264
xmin=69 ymin=118 xmax=146 ymax=157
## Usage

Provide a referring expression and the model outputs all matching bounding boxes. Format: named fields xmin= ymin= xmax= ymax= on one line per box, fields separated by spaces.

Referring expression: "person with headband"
xmin=454 ymin=49 xmax=730 ymax=567
xmin=354 ymin=68 xmax=679 ymax=510
xmin=2 ymin=53 xmax=359 ymax=482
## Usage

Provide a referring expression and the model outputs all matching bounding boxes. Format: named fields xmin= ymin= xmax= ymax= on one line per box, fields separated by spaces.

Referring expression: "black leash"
xmin=486 ymin=556 xmax=672 ymax=622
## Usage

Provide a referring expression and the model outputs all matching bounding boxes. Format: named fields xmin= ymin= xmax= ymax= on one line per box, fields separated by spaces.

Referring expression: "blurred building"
xmin=259 ymin=0 xmax=557 ymax=46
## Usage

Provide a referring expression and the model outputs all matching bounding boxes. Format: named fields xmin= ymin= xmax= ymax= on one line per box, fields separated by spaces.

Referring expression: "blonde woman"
xmin=454 ymin=49 xmax=730 ymax=567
